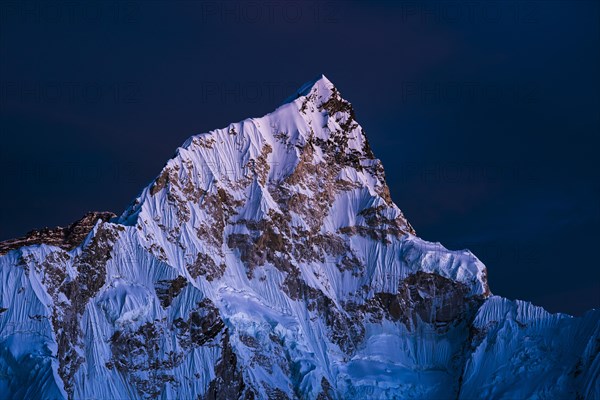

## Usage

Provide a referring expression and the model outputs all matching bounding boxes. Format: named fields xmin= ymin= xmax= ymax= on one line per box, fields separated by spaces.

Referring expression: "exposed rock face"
xmin=0 ymin=211 xmax=116 ymax=255
xmin=0 ymin=76 xmax=598 ymax=399
xmin=205 ymin=329 xmax=255 ymax=400
xmin=370 ymin=271 xmax=483 ymax=330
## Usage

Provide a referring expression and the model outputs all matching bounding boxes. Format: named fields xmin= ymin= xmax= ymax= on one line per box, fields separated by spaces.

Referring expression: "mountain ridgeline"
xmin=0 ymin=76 xmax=598 ymax=399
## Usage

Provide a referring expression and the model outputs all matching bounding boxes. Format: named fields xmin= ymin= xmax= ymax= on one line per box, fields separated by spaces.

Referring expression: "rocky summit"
xmin=0 ymin=75 xmax=598 ymax=399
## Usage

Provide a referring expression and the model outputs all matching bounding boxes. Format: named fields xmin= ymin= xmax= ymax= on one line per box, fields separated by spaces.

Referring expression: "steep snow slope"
xmin=0 ymin=75 xmax=598 ymax=399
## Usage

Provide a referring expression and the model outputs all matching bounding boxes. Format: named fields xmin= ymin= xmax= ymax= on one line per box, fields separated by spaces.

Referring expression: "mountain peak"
xmin=282 ymin=74 xmax=335 ymax=105
xmin=119 ymin=74 xmax=418 ymax=250
xmin=1 ymin=75 xmax=597 ymax=400
xmin=115 ymin=74 xmax=493 ymax=301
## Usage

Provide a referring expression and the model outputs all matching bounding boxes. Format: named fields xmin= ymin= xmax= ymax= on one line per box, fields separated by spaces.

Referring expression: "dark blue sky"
xmin=1 ymin=1 xmax=598 ymax=315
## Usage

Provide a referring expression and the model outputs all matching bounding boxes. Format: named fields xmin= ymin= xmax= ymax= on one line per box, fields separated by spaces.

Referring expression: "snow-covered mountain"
xmin=0 ymin=75 xmax=598 ymax=399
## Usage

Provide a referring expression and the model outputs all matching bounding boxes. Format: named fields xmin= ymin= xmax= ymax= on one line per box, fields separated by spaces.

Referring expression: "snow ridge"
xmin=0 ymin=75 xmax=598 ymax=399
